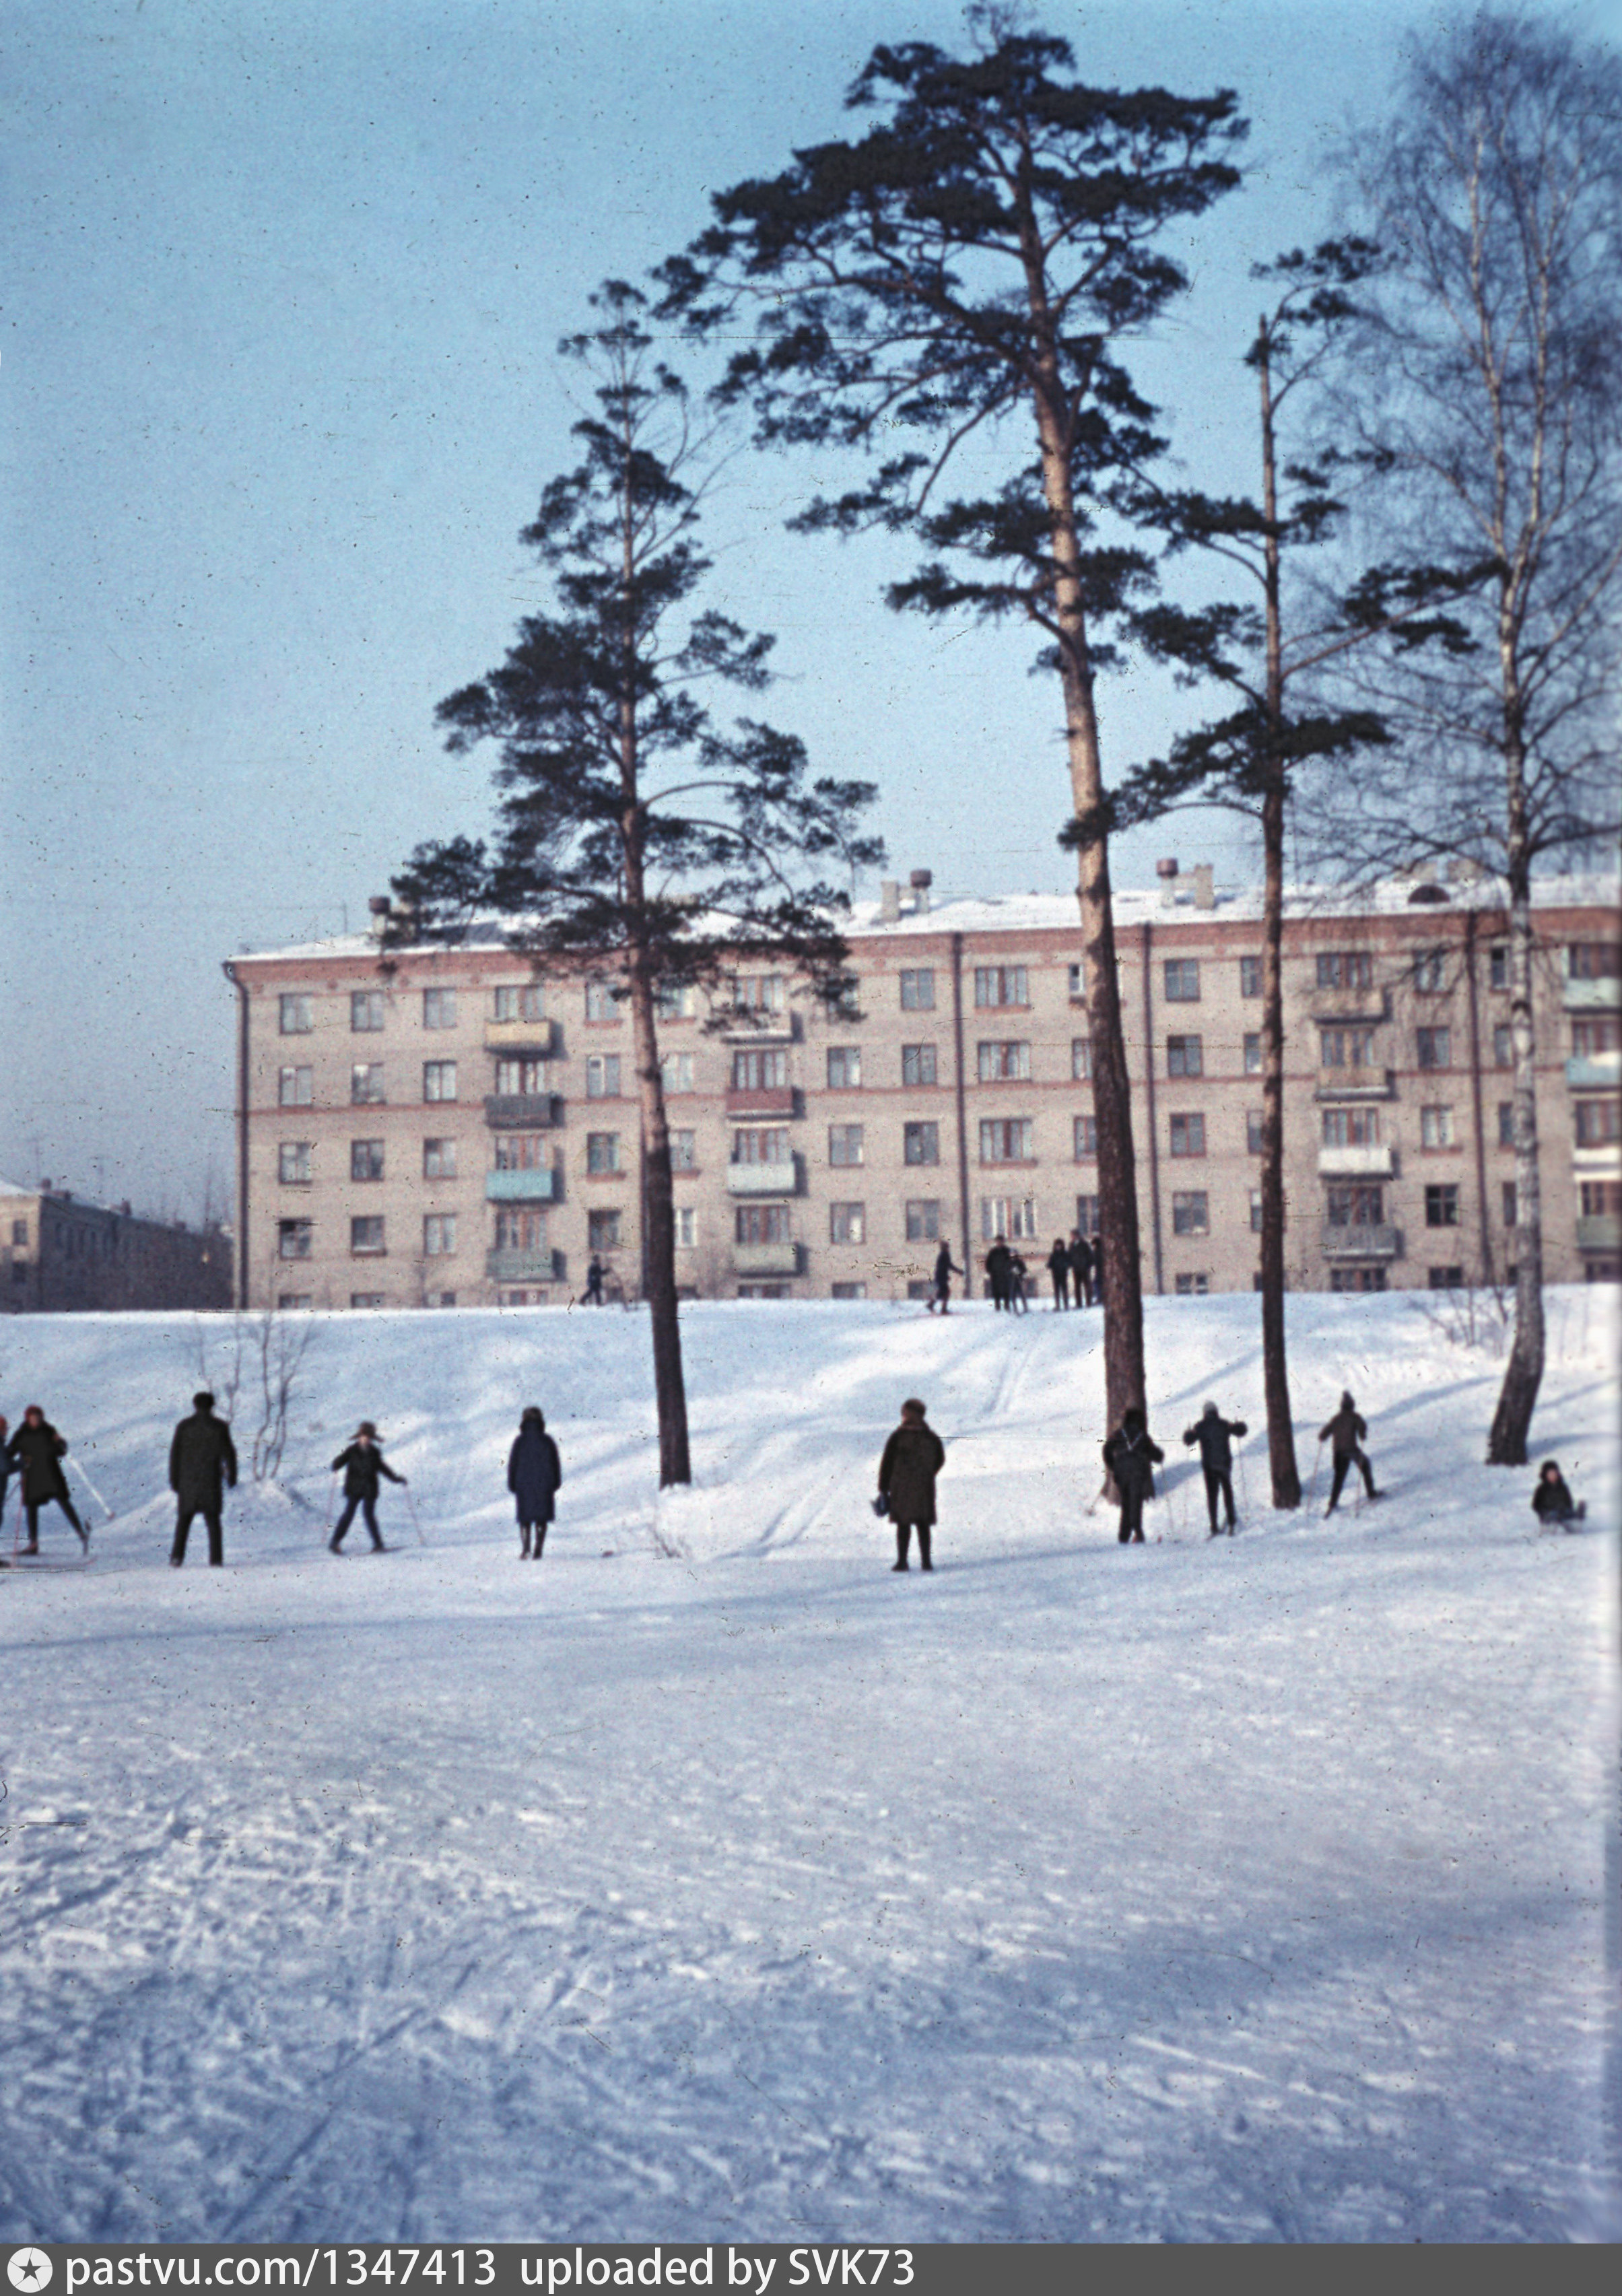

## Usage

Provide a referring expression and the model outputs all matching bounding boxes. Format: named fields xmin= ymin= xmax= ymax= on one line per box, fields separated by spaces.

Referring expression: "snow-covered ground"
xmin=1 ymin=1288 xmax=1615 ymax=2243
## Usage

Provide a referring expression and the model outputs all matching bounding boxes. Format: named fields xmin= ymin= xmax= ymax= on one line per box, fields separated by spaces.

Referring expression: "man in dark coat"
xmin=5 ymin=1405 xmax=88 ymax=1554
xmin=1067 ymin=1230 xmax=1095 ymax=1308
xmin=1102 ymin=1407 xmax=1163 ymax=1545
xmin=877 ymin=1398 xmax=945 ymax=1572
xmin=584 ymin=1256 xmax=607 ymax=1306
xmin=329 ymin=1421 xmax=406 ymax=1551
xmin=1182 ymin=1401 xmax=1248 ymax=1537
xmin=1319 ymin=1390 xmax=1379 ymax=1516
xmin=984 ymin=1238 xmax=1013 ymax=1310
xmin=1046 ymin=1238 xmax=1071 ymax=1310
xmin=926 ymin=1240 xmax=964 ymax=1315
xmin=168 ymin=1391 xmax=238 ymax=1567
xmin=508 ymin=1406 xmax=564 ymax=1558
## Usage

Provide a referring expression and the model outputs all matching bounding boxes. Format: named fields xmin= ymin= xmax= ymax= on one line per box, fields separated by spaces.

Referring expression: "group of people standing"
xmin=925 ymin=1229 xmax=1102 ymax=1316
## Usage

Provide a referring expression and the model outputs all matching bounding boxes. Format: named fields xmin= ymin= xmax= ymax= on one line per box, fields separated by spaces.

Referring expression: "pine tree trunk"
xmin=626 ymin=946 xmax=692 ymax=1487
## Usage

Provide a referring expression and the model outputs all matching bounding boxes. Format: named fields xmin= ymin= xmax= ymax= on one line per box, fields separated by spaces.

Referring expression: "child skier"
xmin=1102 ymin=1407 xmax=1164 ymax=1546
xmin=5 ymin=1405 xmax=88 ymax=1555
xmin=926 ymin=1240 xmax=964 ymax=1315
xmin=1319 ymin=1391 xmax=1380 ymax=1516
xmin=329 ymin=1422 xmax=407 ymax=1551
xmin=1182 ymin=1401 xmax=1249 ymax=1536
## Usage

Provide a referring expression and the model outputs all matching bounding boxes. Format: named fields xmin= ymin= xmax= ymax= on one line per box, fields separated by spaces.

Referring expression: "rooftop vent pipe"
xmin=910 ymin=868 xmax=933 ymax=916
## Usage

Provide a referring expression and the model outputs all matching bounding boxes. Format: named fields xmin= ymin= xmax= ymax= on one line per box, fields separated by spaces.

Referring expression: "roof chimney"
xmin=880 ymin=879 xmax=902 ymax=924
xmin=910 ymin=868 xmax=933 ymax=916
xmin=1190 ymin=863 xmax=1215 ymax=910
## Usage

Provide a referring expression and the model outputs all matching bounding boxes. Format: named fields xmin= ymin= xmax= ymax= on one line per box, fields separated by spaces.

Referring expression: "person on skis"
xmin=168 ymin=1390 xmax=238 ymax=1567
xmin=1532 ymin=1460 xmax=1586 ymax=1530
xmin=1182 ymin=1401 xmax=1249 ymax=1537
xmin=927 ymin=1240 xmax=964 ymax=1315
xmin=1046 ymin=1238 xmax=1071 ymax=1310
xmin=1319 ymin=1391 xmax=1380 ymax=1516
xmin=877 ymin=1398 xmax=945 ymax=1573
xmin=5 ymin=1405 xmax=88 ymax=1555
xmin=583 ymin=1256 xmax=607 ymax=1306
xmin=508 ymin=1406 xmax=563 ymax=1558
xmin=329 ymin=1421 xmax=407 ymax=1551
xmin=1102 ymin=1407 xmax=1163 ymax=1546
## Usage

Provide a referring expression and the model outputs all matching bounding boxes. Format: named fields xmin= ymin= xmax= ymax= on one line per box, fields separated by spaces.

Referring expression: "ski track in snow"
xmin=0 ymin=1289 xmax=1615 ymax=2242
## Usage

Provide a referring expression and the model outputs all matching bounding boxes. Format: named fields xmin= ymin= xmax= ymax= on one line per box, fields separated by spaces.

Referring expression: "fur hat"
xmin=355 ymin=1420 xmax=379 ymax=1440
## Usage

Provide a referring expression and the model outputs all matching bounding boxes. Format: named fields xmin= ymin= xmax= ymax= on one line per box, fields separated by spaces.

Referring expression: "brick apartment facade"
xmin=225 ymin=865 xmax=1621 ymax=1310
xmin=0 ymin=1182 xmax=232 ymax=1314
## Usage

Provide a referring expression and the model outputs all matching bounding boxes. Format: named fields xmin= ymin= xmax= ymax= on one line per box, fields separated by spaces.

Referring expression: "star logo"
xmin=8 ymin=2256 xmax=51 ymax=2293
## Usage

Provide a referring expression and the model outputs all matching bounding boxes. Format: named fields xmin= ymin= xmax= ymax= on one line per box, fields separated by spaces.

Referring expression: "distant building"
xmin=224 ymin=864 xmax=1620 ymax=1309
xmin=0 ymin=1182 xmax=232 ymax=1314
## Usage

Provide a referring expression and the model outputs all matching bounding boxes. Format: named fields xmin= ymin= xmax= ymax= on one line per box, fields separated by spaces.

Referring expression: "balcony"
xmin=1566 ymin=1055 xmax=1621 ymax=1091
xmin=1317 ymin=1144 xmax=1396 ymax=1179
xmin=484 ymin=1017 xmax=557 ymax=1056
xmin=485 ymin=1168 xmax=557 ymax=1203
xmin=484 ymin=1093 xmax=561 ymax=1128
xmin=1320 ymin=1221 xmax=1403 ymax=1260
xmin=486 ymin=1246 xmax=562 ymax=1283
xmin=720 ymin=1011 xmax=799 ymax=1044
xmin=1562 ymin=977 xmax=1621 ymax=1014
xmin=726 ymin=1158 xmax=800 ymax=1196
xmin=1314 ymin=1071 xmax=1396 ymax=1102
xmin=734 ymin=1239 xmax=802 ymax=1277
xmin=726 ymin=1085 xmax=797 ymax=1117
xmin=1308 ymin=986 xmax=1390 ymax=1024
xmin=1576 ymin=1212 xmax=1622 ymax=1253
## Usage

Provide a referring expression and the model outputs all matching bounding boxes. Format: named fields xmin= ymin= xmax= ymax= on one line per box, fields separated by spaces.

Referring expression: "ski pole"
xmin=325 ymin=1473 xmax=339 ymax=1534
xmin=404 ymin=1485 xmax=426 ymax=1548
xmin=1305 ymin=1436 xmax=1325 ymax=1510
xmin=70 ymin=1456 xmax=116 ymax=1522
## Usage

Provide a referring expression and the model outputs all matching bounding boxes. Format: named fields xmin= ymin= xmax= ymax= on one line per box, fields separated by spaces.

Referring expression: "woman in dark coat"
xmin=508 ymin=1407 xmax=563 ymax=1557
xmin=877 ymin=1397 xmax=945 ymax=1572
xmin=1102 ymin=1407 xmax=1164 ymax=1545
xmin=5 ymin=1405 xmax=88 ymax=1554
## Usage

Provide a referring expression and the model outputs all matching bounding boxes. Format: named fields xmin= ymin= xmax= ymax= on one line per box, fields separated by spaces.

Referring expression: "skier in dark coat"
xmin=508 ymin=1406 xmax=563 ymax=1558
xmin=1068 ymin=1231 xmax=1095 ymax=1308
xmin=926 ymin=1240 xmax=964 ymax=1315
xmin=1102 ymin=1407 xmax=1163 ymax=1545
xmin=1182 ymin=1401 xmax=1248 ymax=1537
xmin=877 ymin=1398 xmax=945 ymax=1572
xmin=1532 ymin=1461 xmax=1585 ymax=1530
xmin=984 ymin=1239 xmax=1013 ymax=1310
xmin=1046 ymin=1239 xmax=1071 ymax=1310
xmin=5 ymin=1406 xmax=88 ymax=1554
xmin=584 ymin=1256 xmax=607 ymax=1306
xmin=1319 ymin=1391 xmax=1379 ymax=1516
xmin=168 ymin=1391 xmax=238 ymax=1567
xmin=329 ymin=1422 xmax=406 ymax=1551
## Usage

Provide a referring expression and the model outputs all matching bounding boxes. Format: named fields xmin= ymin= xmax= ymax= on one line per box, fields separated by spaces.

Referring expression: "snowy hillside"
xmin=0 ymin=1289 xmax=1615 ymax=2242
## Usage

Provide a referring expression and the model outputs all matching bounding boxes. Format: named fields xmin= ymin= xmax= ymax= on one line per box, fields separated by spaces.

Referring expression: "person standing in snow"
xmin=0 ymin=1415 xmax=10 ymax=1537
xmin=1182 ymin=1401 xmax=1248 ymax=1537
xmin=1319 ymin=1391 xmax=1379 ymax=1516
xmin=1067 ymin=1229 xmax=1095 ymax=1308
xmin=1102 ymin=1407 xmax=1163 ymax=1546
xmin=877 ymin=1397 xmax=945 ymax=1572
xmin=5 ymin=1405 xmax=88 ymax=1554
xmin=927 ymin=1240 xmax=964 ymax=1315
xmin=329 ymin=1421 xmax=406 ymax=1551
xmin=1089 ymin=1224 xmax=1107 ymax=1307
xmin=984 ymin=1238 xmax=1012 ymax=1310
xmin=168 ymin=1390 xmax=238 ymax=1568
xmin=1008 ymin=1248 xmax=1030 ymax=1312
xmin=583 ymin=1256 xmax=607 ymax=1306
xmin=1046 ymin=1238 xmax=1071 ymax=1310
xmin=1531 ymin=1461 xmax=1586 ymax=1530
xmin=508 ymin=1406 xmax=563 ymax=1558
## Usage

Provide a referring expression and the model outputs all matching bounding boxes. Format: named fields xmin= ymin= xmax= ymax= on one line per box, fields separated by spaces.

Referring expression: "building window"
xmin=1416 ymin=1027 xmax=1452 ymax=1071
xmin=978 ymin=1040 xmax=1031 ymax=1082
xmin=1428 ymin=1265 xmax=1465 ymax=1289
xmin=1488 ymin=943 xmax=1509 ymax=992
xmin=1171 ymin=1190 xmax=1209 ymax=1237
xmin=424 ymin=1138 xmax=458 ymax=1178
xmin=277 ymin=1292 xmax=313 ymax=1310
xmin=586 ymin=1133 xmax=621 ymax=1174
xmin=352 ymin=1064 xmax=387 ymax=1105
xmin=1493 ymin=1024 xmax=1512 ymax=1069
xmin=736 ymin=1203 xmax=789 ymax=1244
xmin=585 ymin=978 xmax=618 ymax=1021
xmin=493 ymin=1133 xmax=547 ymax=1171
xmin=830 ymin=1202 xmax=865 ymax=1244
xmin=349 ymin=1215 xmax=386 ymax=1256
xmin=902 ymin=1043 xmax=937 ymax=1087
xmin=279 ymin=1142 xmax=312 ymax=1185
xmin=496 ymin=1057 xmax=547 ymax=1097
xmin=974 ymin=966 xmax=1028 ymax=1009
xmin=1240 ymin=955 xmax=1262 ymax=999
xmin=1322 ymin=1107 xmax=1380 ymax=1147
xmin=1580 ymin=1180 xmax=1622 ymax=1216
xmin=1075 ymin=1194 xmax=1100 ymax=1234
xmin=1497 ymin=1103 xmax=1514 ymax=1149
xmin=1327 ymin=1185 xmax=1384 ymax=1227
xmin=1243 ymin=1033 xmax=1262 ymax=1075
xmin=1163 ymin=959 xmax=1201 ymax=1003
xmin=586 ymin=1209 xmax=621 ymax=1251
xmin=1568 ymin=941 xmax=1621 ymax=980
xmin=1247 ymin=1109 xmax=1264 ymax=1155
xmin=351 ymin=1139 xmax=385 ymax=1182
xmin=731 ymin=972 xmax=785 ymax=1013
xmin=675 ymin=1206 xmax=698 ymax=1248
xmin=905 ymin=1199 xmax=941 ymax=1241
xmin=279 ymin=993 xmax=313 ymax=1035
xmin=904 ymin=1121 xmax=940 ymax=1166
xmin=1425 ymin=1183 xmax=1460 ymax=1228
xmin=829 ymin=1124 xmax=865 ymax=1167
xmin=1316 ymin=951 xmax=1373 ymax=991
xmin=1250 ymin=1188 xmax=1264 ymax=1234
xmin=11 ymin=1219 xmax=27 ymax=1246
xmin=1501 ymin=1181 xmax=1519 ymax=1228
xmin=980 ymin=1117 xmax=1034 ymax=1164
xmin=494 ymin=982 xmax=545 ymax=1021
xmin=661 ymin=1050 xmax=696 ymax=1094
xmin=349 ymin=1293 xmax=386 ymax=1310
xmin=351 ymin=990 xmax=384 ymax=1032
xmin=496 ymin=1207 xmax=547 ymax=1251
xmin=279 ymin=1065 xmax=314 ymax=1108
xmin=424 ymin=988 xmax=457 ymax=1029
xmin=1320 ymin=1027 xmax=1378 ymax=1070
xmin=1574 ymin=1098 xmax=1621 ymax=1146
xmin=1420 ymin=1105 xmax=1455 ymax=1149
xmin=586 ymin=1054 xmax=623 ymax=1099
xmin=1330 ymin=1266 xmax=1387 ymax=1293
xmin=423 ymin=1061 xmax=457 ymax=1103
xmin=277 ymin=1219 xmax=313 ymax=1260
xmin=1167 ymin=1034 xmax=1203 ymax=1078
xmin=900 ymin=968 xmax=935 ymax=1011
xmin=980 ymin=1196 xmax=1037 ymax=1242
xmin=424 ymin=1214 xmax=458 ymax=1257
xmin=1073 ymin=1115 xmax=1097 ymax=1159
xmin=832 ymin=1281 xmax=867 ymax=1300
xmin=1067 ymin=961 xmax=1086 ymax=1000
xmin=731 ymin=1047 xmax=786 ymax=1092
xmin=670 ymin=1130 xmax=697 ymax=1172
xmin=827 ymin=1047 xmax=863 ymax=1089
xmin=1572 ymin=1016 xmax=1622 ymax=1057
xmin=1174 ymin=1272 xmax=1209 ymax=1297
xmin=731 ymin=1126 xmax=791 ymax=1166
xmin=1071 ymin=1038 xmax=1092 ymax=1081
xmin=654 ymin=981 xmax=696 ymax=1020
xmin=1169 ymin=1112 xmax=1206 ymax=1157
xmin=1413 ymin=949 xmax=1448 ymax=994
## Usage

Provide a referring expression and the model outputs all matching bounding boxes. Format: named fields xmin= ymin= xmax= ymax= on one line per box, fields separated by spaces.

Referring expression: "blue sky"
xmin=3 ymin=0 xmax=1572 ymax=1214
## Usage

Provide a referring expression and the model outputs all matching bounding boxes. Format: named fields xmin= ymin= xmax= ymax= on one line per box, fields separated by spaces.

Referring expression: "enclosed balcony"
xmin=1316 ymin=1144 xmax=1396 ymax=1179
xmin=484 ymin=1017 xmax=557 ymax=1056
xmin=1319 ymin=1221 xmax=1402 ymax=1260
xmin=485 ymin=1168 xmax=557 ymax=1203
xmin=733 ymin=1239 xmax=802 ymax=1277
xmin=1314 ymin=1071 xmax=1396 ymax=1102
xmin=484 ymin=1093 xmax=562 ymax=1128
xmin=726 ymin=1157 xmax=800 ymax=1196
xmin=1307 ymin=986 xmax=1390 ymax=1025
xmin=486 ymin=1246 xmax=563 ymax=1283
xmin=1576 ymin=1212 xmax=1622 ymax=1252
xmin=1561 ymin=977 xmax=1621 ymax=1014
xmin=1565 ymin=1054 xmax=1621 ymax=1091
xmin=720 ymin=1011 xmax=799 ymax=1044
xmin=725 ymin=1085 xmax=797 ymax=1118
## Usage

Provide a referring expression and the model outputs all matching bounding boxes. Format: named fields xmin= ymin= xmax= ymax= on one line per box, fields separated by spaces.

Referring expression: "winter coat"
xmin=1183 ymin=1413 xmax=1247 ymax=1474
xmin=984 ymin=1242 xmax=1012 ymax=1293
xmin=331 ymin=1442 xmax=404 ymax=1500
xmin=1068 ymin=1236 xmax=1095 ymax=1280
xmin=878 ymin=1421 xmax=945 ymax=1527
xmin=1319 ymin=1405 xmax=1367 ymax=1457
xmin=1532 ymin=1473 xmax=1576 ymax=1522
xmin=1046 ymin=1244 xmax=1070 ymax=1281
xmin=1103 ymin=1423 xmax=1164 ymax=1501
xmin=933 ymin=1244 xmax=961 ymax=1288
xmin=6 ymin=1421 xmax=71 ymax=1504
xmin=508 ymin=1427 xmax=563 ymax=1524
xmin=169 ymin=1409 xmax=238 ymax=1508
